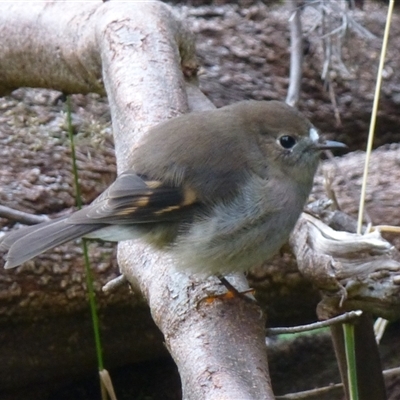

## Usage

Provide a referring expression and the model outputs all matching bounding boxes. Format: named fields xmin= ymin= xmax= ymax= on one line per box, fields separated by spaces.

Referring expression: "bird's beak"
xmin=315 ymin=140 xmax=347 ymax=151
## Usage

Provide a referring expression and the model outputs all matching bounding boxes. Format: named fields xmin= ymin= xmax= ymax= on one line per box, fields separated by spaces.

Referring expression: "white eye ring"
xmin=309 ymin=127 xmax=319 ymax=142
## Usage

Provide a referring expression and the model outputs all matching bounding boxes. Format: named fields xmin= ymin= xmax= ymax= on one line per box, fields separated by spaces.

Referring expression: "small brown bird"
xmin=1 ymin=100 xmax=345 ymax=274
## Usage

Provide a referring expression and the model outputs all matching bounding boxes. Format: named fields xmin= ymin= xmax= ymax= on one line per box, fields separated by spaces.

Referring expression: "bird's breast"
xmin=173 ymin=175 xmax=308 ymax=276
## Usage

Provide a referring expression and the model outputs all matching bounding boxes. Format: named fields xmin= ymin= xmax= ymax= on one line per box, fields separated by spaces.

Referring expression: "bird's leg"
xmin=218 ymin=275 xmax=242 ymax=297
xmin=199 ymin=275 xmax=256 ymax=305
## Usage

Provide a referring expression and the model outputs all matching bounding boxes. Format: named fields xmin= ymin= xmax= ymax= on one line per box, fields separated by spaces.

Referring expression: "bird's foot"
xmin=199 ymin=275 xmax=256 ymax=306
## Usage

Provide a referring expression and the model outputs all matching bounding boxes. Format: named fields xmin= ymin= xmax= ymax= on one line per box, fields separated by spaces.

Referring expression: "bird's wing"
xmin=67 ymin=170 xmax=199 ymax=225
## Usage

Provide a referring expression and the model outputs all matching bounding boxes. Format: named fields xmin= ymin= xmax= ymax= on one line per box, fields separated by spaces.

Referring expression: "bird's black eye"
xmin=278 ymin=135 xmax=297 ymax=149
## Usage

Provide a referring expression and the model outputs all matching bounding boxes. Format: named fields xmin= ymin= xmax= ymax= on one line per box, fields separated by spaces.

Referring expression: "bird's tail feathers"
xmin=1 ymin=217 xmax=103 ymax=269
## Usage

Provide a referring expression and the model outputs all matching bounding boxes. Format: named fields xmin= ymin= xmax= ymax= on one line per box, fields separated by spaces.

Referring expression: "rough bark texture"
xmin=187 ymin=1 xmax=400 ymax=151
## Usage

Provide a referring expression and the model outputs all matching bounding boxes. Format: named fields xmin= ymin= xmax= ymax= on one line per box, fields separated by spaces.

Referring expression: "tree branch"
xmin=286 ymin=1 xmax=303 ymax=107
xmin=0 ymin=2 xmax=273 ymax=398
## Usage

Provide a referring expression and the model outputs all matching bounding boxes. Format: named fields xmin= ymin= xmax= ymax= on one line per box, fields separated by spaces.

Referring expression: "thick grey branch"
xmin=0 ymin=2 xmax=273 ymax=398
